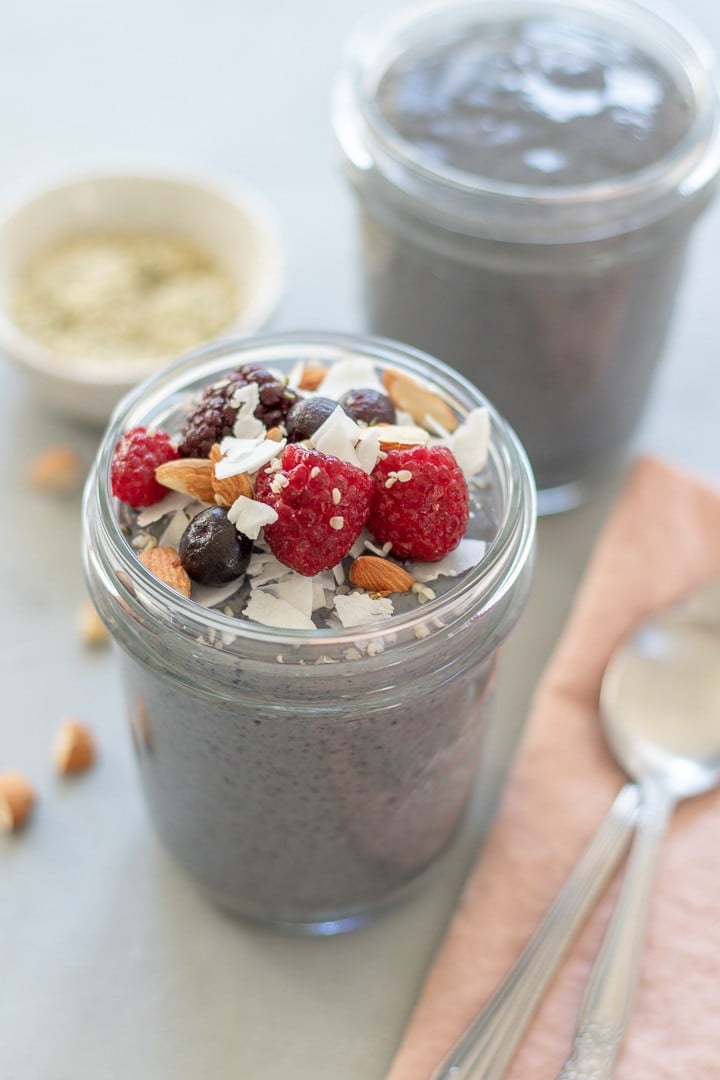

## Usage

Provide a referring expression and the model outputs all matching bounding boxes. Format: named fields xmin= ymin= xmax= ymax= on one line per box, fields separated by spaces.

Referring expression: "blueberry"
xmin=285 ymin=396 xmax=345 ymax=441
xmin=179 ymin=506 xmax=252 ymax=586
xmin=337 ymin=388 xmax=396 ymax=425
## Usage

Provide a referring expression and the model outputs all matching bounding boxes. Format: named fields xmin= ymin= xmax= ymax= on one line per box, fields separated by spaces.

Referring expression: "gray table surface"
xmin=1 ymin=2 xmax=719 ymax=1078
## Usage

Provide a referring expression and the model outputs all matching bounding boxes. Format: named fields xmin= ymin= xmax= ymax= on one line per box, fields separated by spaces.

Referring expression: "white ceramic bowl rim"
xmin=0 ymin=166 xmax=286 ymax=386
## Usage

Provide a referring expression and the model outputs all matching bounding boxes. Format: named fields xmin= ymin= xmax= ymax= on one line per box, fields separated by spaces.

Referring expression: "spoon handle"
xmin=429 ymin=784 xmax=640 ymax=1080
xmin=558 ymin=782 xmax=675 ymax=1080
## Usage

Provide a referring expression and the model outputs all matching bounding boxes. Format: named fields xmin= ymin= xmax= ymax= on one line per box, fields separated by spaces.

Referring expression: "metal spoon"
xmin=558 ymin=582 xmax=720 ymax=1079
xmin=431 ymin=580 xmax=720 ymax=1080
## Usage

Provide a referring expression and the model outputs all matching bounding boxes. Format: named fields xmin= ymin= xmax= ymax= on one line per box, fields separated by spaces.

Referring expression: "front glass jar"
xmin=334 ymin=0 xmax=720 ymax=512
xmin=83 ymin=332 xmax=535 ymax=934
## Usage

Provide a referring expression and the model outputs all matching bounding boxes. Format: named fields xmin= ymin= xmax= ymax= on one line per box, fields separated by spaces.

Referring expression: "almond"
xmin=349 ymin=555 xmax=415 ymax=597
xmin=27 ymin=445 xmax=83 ymax=492
xmin=298 ymin=362 xmax=327 ymax=391
xmin=0 ymin=772 xmax=36 ymax=832
xmin=139 ymin=546 xmax=191 ymax=597
xmin=155 ymin=458 xmax=214 ymax=503
xmin=209 ymin=443 xmax=253 ymax=507
xmin=77 ymin=598 xmax=109 ymax=648
xmin=265 ymin=426 xmax=284 ymax=443
xmin=382 ymin=370 xmax=458 ymax=433
xmin=55 ymin=719 xmax=96 ymax=775
xmin=372 ymin=423 xmax=431 ymax=451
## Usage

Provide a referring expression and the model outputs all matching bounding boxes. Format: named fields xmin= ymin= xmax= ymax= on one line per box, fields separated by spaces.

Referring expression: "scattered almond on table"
xmin=27 ymin=445 xmax=83 ymax=493
xmin=0 ymin=772 xmax=36 ymax=832
xmin=54 ymin=719 xmax=96 ymax=775
xmin=77 ymin=598 xmax=109 ymax=648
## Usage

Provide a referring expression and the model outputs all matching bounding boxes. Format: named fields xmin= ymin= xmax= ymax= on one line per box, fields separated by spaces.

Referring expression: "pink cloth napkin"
xmin=387 ymin=457 xmax=720 ymax=1080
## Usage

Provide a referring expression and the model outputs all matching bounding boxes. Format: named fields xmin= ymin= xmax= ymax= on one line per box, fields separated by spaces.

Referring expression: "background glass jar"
xmin=334 ymin=0 xmax=720 ymax=512
xmin=83 ymin=332 xmax=535 ymax=934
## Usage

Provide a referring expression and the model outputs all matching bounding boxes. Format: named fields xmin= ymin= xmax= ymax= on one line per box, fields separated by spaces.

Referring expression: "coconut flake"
xmin=409 ymin=538 xmax=488 ymax=582
xmin=267 ymin=572 xmax=314 ymax=622
xmin=355 ymin=427 xmax=382 ymax=474
xmin=312 ymin=358 xmax=384 ymax=400
xmin=310 ymin=407 xmax=364 ymax=470
xmin=215 ymin=437 xmax=285 ymax=479
xmin=229 ymin=383 xmax=266 ymax=439
xmin=227 ymin=496 xmax=278 ymax=539
xmin=243 ymin=590 xmax=315 ymax=630
xmin=158 ymin=509 xmax=190 ymax=549
xmin=449 ymin=408 xmax=491 ymax=477
xmin=191 ymin=578 xmax=244 ymax=608
xmin=334 ymin=592 xmax=394 ymax=627
xmin=136 ymin=490 xmax=190 ymax=526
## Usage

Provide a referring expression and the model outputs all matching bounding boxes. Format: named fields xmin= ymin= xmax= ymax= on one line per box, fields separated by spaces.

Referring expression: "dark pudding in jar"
xmin=336 ymin=0 xmax=720 ymax=506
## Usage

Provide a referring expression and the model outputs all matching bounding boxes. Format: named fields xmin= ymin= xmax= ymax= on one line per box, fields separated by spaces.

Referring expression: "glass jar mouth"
xmin=334 ymin=0 xmax=720 ymax=242
xmin=84 ymin=331 xmax=536 ymax=655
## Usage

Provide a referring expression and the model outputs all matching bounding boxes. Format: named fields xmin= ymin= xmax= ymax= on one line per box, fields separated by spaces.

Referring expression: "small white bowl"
xmin=0 ymin=169 xmax=285 ymax=424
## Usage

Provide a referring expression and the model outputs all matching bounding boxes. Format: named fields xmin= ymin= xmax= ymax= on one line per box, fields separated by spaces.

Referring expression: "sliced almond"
xmin=155 ymin=458 xmax=214 ymax=503
xmin=55 ymin=719 xmax=96 ymax=775
xmin=298 ymin=362 xmax=328 ymax=391
xmin=77 ymin=598 xmax=110 ymax=648
xmin=349 ymin=555 xmax=415 ymax=597
xmin=139 ymin=546 xmax=191 ymax=597
xmin=370 ymin=423 xmax=431 ymax=451
xmin=209 ymin=443 xmax=253 ymax=507
xmin=265 ymin=426 xmax=284 ymax=443
xmin=382 ymin=370 xmax=458 ymax=433
xmin=27 ymin=445 xmax=83 ymax=492
xmin=0 ymin=772 xmax=36 ymax=832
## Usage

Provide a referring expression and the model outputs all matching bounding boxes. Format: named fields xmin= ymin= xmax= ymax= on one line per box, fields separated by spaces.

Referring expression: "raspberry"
xmin=178 ymin=365 xmax=300 ymax=457
xmin=255 ymin=445 xmax=374 ymax=576
xmin=110 ymin=426 xmax=179 ymax=508
xmin=367 ymin=446 xmax=468 ymax=561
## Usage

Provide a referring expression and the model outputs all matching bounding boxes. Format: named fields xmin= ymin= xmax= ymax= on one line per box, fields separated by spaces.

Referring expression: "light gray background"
xmin=1 ymin=2 xmax=718 ymax=1078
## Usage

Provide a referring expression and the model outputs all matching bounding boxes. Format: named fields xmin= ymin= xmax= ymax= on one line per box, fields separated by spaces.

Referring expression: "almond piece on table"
xmin=27 ymin=445 xmax=83 ymax=493
xmin=349 ymin=555 xmax=415 ymax=597
xmin=155 ymin=458 xmax=215 ymax=503
xmin=0 ymin=772 xmax=36 ymax=832
xmin=298 ymin=362 xmax=328 ymax=391
xmin=209 ymin=443 xmax=253 ymax=507
xmin=55 ymin=720 xmax=96 ymax=775
xmin=139 ymin=546 xmax=192 ymax=597
xmin=77 ymin=598 xmax=109 ymax=648
xmin=382 ymin=370 xmax=458 ymax=433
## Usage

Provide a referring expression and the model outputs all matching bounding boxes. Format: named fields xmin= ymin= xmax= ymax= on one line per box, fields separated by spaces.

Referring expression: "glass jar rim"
xmin=84 ymin=332 xmax=536 ymax=658
xmin=334 ymin=0 xmax=720 ymax=243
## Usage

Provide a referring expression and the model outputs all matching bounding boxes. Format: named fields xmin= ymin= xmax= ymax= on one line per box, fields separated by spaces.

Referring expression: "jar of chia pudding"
xmin=334 ymin=0 xmax=720 ymax=512
xmin=82 ymin=332 xmax=535 ymax=934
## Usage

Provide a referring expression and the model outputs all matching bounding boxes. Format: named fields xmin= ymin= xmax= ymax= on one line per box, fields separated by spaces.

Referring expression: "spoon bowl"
xmin=601 ymin=606 xmax=720 ymax=798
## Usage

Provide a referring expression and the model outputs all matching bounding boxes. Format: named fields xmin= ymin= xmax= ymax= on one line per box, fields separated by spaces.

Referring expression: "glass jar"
xmin=334 ymin=0 xmax=720 ymax=512
xmin=83 ymin=332 xmax=535 ymax=934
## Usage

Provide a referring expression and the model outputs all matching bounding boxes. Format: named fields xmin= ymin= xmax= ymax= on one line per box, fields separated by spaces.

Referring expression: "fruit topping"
xmin=234 ymin=364 xmax=300 ymax=429
xmin=286 ymin=397 xmax=344 ymax=442
xmin=337 ymin=388 xmax=396 ymax=426
xmin=179 ymin=506 xmax=253 ymax=585
xmin=368 ymin=445 xmax=469 ymax=561
xmin=111 ymin=426 xmax=179 ymax=508
xmin=254 ymin=445 xmax=374 ymax=576
xmin=178 ymin=365 xmax=300 ymax=457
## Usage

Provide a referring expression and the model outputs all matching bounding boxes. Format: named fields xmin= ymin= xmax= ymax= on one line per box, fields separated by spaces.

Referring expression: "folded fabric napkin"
xmin=387 ymin=457 xmax=720 ymax=1080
